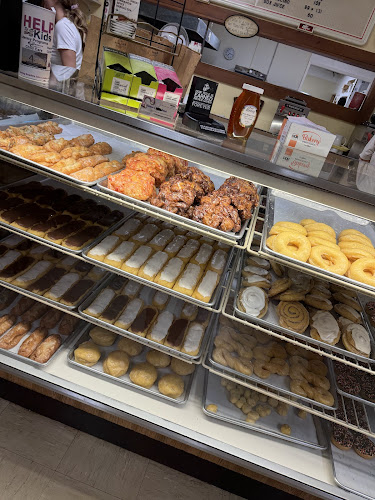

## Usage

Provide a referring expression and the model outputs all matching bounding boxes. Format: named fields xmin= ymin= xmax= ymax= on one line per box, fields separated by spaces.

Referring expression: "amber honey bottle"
xmin=228 ymin=84 xmax=264 ymax=141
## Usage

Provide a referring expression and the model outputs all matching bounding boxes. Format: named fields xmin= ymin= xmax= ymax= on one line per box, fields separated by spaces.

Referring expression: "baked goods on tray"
xmin=86 ymin=214 xmax=231 ymax=303
xmin=0 ymin=122 xmax=120 ymax=182
xmin=107 ymin=149 xmax=259 ymax=233
xmin=0 ymin=181 xmax=124 ymax=250
xmin=267 ymin=220 xmax=375 ymax=287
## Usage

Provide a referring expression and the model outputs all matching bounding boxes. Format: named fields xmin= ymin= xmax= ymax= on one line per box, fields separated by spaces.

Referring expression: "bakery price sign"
xmin=252 ymin=0 xmax=375 ymax=45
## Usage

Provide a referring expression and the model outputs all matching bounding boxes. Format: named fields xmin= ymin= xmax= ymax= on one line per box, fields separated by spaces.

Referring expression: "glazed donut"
xmin=290 ymin=379 xmax=314 ymax=399
xmin=339 ymin=233 xmax=374 ymax=247
xmin=306 ymin=231 xmax=336 ymax=242
xmin=339 ymin=229 xmax=373 ymax=243
xmin=266 ymin=235 xmax=276 ymax=250
xmin=304 ymin=223 xmax=336 ymax=238
xmin=253 ymin=360 xmax=271 ymax=378
xmin=269 ymin=221 xmax=307 ymax=236
xmin=268 ymin=277 xmax=292 ymax=297
xmin=304 ymin=372 xmax=330 ymax=390
xmin=314 ymin=387 xmax=334 ymax=406
xmin=308 ymin=236 xmax=339 ymax=250
xmin=300 ymin=219 xmax=316 ymax=226
xmin=308 ymin=245 xmax=349 ymax=275
xmin=338 ymin=244 xmax=375 ymax=261
xmin=264 ymin=357 xmax=289 ymax=376
xmin=273 ymin=232 xmax=311 ymax=262
xmin=308 ymin=359 xmax=328 ymax=377
xmin=347 ymin=258 xmax=375 ymax=286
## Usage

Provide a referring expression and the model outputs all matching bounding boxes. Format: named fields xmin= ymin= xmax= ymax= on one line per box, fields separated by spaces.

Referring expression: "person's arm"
xmin=59 ymin=49 xmax=76 ymax=68
xmin=359 ymin=134 xmax=375 ymax=162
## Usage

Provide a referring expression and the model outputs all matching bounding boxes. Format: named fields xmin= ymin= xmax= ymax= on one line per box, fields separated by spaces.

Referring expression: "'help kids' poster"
xmin=18 ymin=3 xmax=55 ymax=86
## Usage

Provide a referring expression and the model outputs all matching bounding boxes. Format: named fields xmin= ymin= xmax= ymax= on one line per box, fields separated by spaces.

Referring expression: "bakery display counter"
xmin=0 ymin=344 xmax=365 ymax=500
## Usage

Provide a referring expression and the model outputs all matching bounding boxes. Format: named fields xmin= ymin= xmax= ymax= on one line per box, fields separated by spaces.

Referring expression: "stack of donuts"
xmin=266 ymin=219 xmax=375 ymax=287
xmin=212 ymin=316 xmax=335 ymax=406
xmin=237 ymin=256 xmax=372 ymax=358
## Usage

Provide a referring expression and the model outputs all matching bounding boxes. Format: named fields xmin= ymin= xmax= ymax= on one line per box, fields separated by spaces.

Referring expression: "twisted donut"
xmin=308 ymin=359 xmax=328 ymax=377
xmin=254 ymin=360 xmax=271 ymax=379
xmin=264 ymin=357 xmax=289 ymax=376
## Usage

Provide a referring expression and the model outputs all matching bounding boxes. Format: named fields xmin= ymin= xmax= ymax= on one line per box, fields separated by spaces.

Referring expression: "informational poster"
xmin=18 ymin=3 xmax=55 ymax=86
xmin=212 ymin=0 xmax=375 ymax=45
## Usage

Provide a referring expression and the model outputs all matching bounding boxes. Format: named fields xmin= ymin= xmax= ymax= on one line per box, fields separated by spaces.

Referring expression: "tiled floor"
xmin=0 ymin=398 xmax=243 ymax=500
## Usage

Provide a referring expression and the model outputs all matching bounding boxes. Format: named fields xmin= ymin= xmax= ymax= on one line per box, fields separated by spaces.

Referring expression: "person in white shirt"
xmin=43 ymin=0 xmax=87 ymax=69
xmin=356 ymin=133 xmax=375 ymax=194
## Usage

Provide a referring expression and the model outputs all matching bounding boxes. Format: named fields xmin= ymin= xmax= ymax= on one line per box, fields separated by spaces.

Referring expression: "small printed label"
xmin=137 ymin=85 xmax=156 ymax=100
xmin=111 ymin=77 xmax=130 ymax=96
xmin=163 ymin=92 xmax=180 ymax=107
xmin=239 ymin=105 xmax=257 ymax=128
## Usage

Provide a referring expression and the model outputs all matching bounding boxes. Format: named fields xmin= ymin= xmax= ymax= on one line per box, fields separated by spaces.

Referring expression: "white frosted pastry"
xmin=87 ymin=236 xmax=119 ymax=261
xmin=155 ymin=257 xmax=184 ymax=288
xmin=237 ymin=286 xmax=268 ymax=318
xmin=84 ymin=289 xmax=116 ymax=317
xmin=199 ymin=236 xmax=214 ymax=245
xmin=185 ymin=231 xmax=200 ymax=240
xmin=164 ymin=235 xmax=187 ymax=257
xmin=29 ymin=245 xmax=49 ymax=259
xmin=208 ymin=250 xmax=227 ymax=274
xmin=130 ymin=224 xmax=159 ymax=244
xmin=44 ymin=272 xmax=80 ymax=301
xmin=344 ymin=323 xmax=371 ymax=356
xmin=0 ymin=250 xmax=21 ymax=271
xmin=13 ymin=261 xmax=51 ymax=288
xmin=114 ymin=298 xmax=143 ymax=330
xmin=311 ymin=311 xmax=340 ymax=345
xmin=173 ymin=263 xmax=202 ymax=296
xmin=60 ymin=255 xmax=76 ymax=269
xmin=181 ymin=303 xmax=198 ymax=321
xmin=138 ymin=251 xmax=168 ymax=281
xmin=121 ymin=246 xmax=153 ymax=275
xmin=182 ymin=322 xmax=205 ymax=355
xmin=193 ymin=270 xmax=219 ymax=303
xmin=104 ymin=241 xmax=136 ymax=268
xmin=148 ymin=229 xmax=175 ymax=252
xmin=114 ymin=218 xmax=141 ymax=239
xmin=123 ymin=280 xmax=142 ymax=299
xmin=176 ymin=239 xmax=200 ymax=263
xmin=242 ymin=265 xmax=269 ymax=277
xmin=147 ymin=310 xmax=174 ymax=343
xmin=215 ymin=241 xmax=230 ymax=253
xmin=152 ymin=291 xmax=169 ymax=310
xmin=190 ymin=243 xmax=213 ymax=268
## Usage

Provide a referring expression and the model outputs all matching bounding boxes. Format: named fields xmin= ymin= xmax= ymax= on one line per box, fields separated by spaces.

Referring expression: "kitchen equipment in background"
xmin=158 ymin=23 xmax=189 ymax=47
xmin=234 ymin=65 xmax=267 ymax=81
xmin=269 ymin=96 xmax=310 ymax=136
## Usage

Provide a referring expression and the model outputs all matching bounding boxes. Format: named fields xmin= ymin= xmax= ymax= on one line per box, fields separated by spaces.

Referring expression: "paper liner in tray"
xmin=234 ymin=252 xmax=375 ymax=366
xmin=78 ymin=273 xmax=215 ymax=364
xmin=68 ymin=327 xmax=195 ymax=405
xmin=260 ymin=189 xmax=375 ymax=297
xmin=203 ymin=370 xmax=326 ymax=450
xmin=0 ymin=290 xmax=85 ymax=367
xmin=207 ymin=315 xmax=338 ymax=411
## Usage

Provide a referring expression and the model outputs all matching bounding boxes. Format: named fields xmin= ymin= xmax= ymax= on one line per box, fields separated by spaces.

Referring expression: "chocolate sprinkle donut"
xmin=354 ymin=434 xmax=375 ymax=458
xmin=332 ymin=424 xmax=354 ymax=449
xmin=336 ymin=373 xmax=361 ymax=395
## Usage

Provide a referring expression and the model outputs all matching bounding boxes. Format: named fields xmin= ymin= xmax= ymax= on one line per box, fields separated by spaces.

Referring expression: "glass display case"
xmin=0 ymin=73 xmax=374 ymax=500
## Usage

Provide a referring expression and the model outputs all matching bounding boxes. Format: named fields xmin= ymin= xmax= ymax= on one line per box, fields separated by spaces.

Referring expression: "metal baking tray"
xmin=0 ymin=290 xmax=85 ymax=367
xmin=326 ymin=422 xmax=375 ymax=500
xmin=82 ymin=240 xmax=236 ymax=310
xmin=98 ymin=172 xmax=261 ymax=242
xmin=0 ymin=244 xmax=109 ymax=311
xmin=78 ymin=273 xmax=216 ymax=363
xmin=68 ymin=327 xmax=195 ymax=405
xmin=203 ymin=370 xmax=326 ymax=450
xmin=0 ymin=175 xmax=134 ymax=255
xmin=234 ymin=252 xmax=375 ymax=366
xmin=0 ymin=118 xmax=134 ymax=187
xmin=207 ymin=315 xmax=338 ymax=411
xmin=260 ymin=189 xmax=375 ymax=296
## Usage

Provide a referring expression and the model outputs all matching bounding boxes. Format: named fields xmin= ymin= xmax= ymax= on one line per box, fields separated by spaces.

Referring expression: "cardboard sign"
xmin=18 ymin=3 xmax=55 ymax=86
xmin=139 ymin=96 xmax=176 ymax=124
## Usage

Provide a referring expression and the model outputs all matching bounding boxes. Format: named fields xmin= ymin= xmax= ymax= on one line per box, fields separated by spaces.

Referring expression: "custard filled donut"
xmin=273 ymin=232 xmax=311 ymax=262
xmin=308 ymin=245 xmax=349 ymax=275
xmin=269 ymin=221 xmax=307 ymax=236
xmin=347 ymin=258 xmax=375 ymax=286
xmin=304 ymin=223 xmax=336 ymax=238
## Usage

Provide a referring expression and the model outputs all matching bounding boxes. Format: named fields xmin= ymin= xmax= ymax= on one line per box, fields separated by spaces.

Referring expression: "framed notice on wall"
xmin=211 ymin=0 xmax=375 ymax=46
